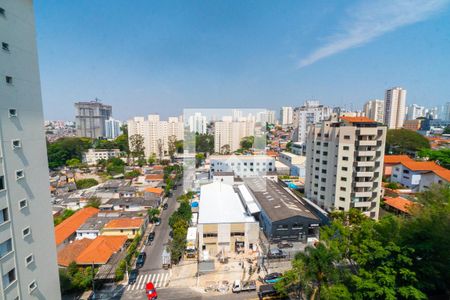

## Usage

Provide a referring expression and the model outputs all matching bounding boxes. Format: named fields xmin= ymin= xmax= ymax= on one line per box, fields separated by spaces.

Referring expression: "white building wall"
xmin=0 ymin=1 xmax=61 ymax=298
xmin=384 ymin=87 xmax=406 ymax=129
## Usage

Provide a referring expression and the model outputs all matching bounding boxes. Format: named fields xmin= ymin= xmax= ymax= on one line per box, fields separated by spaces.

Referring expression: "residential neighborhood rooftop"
xmin=103 ymin=218 xmax=145 ymax=229
xmin=54 ymin=207 xmax=99 ymax=246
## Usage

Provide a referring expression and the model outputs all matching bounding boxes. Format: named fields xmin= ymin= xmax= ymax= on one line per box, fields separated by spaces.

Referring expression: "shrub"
xmin=75 ymin=178 xmax=99 ymax=189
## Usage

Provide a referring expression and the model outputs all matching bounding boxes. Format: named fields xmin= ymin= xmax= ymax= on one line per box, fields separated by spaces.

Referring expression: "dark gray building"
xmin=244 ymin=178 xmax=322 ymax=242
xmin=75 ymin=100 xmax=112 ymax=138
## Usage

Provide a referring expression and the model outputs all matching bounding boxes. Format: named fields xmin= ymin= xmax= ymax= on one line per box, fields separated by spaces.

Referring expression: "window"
xmin=29 ymin=280 xmax=37 ymax=293
xmin=0 ymin=208 xmax=9 ymax=224
xmin=0 ymin=239 xmax=12 ymax=258
xmin=340 ymin=187 xmax=346 ymax=191
xmin=292 ymin=223 xmax=303 ymax=230
xmin=2 ymin=42 xmax=9 ymax=51
xmin=0 ymin=176 xmax=4 ymax=191
xmin=276 ymin=224 xmax=288 ymax=231
xmin=230 ymin=232 xmax=245 ymax=237
xmin=12 ymin=140 xmax=21 ymax=149
xmin=203 ymin=233 xmax=218 ymax=238
xmin=16 ymin=170 xmax=24 ymax=180
xmin=321 ymin=178 xmax=326 ymax=182
xmin=2 ymin=268 xmax=16 ymax=287
xmin=22 ymin=227 xmax=31 ymax=238
xmin=341 ymin=177 xmax=347 ymax=181
xmin=342 ymin=167 xmax=348 ymax=171
xmin=342 ymin=156 xmax=349 ymax=161
xmin=403 ymin=170 xmax=410 ymax=174
xmin=25 ymin=254 xmax=34 ymax=266
xmin=5 ymin=76 xmax=13 ymax=84
xmin=343 ymin=146 xmax=349 ymax=150
xmin=344 ymin=135 xmax=350 ymax=140
xmin=339 ymin=197 xmax=345 ymax=201
xmin=0 ymin=7 xmax=5 ymax=16
xmin=8 ymin=109 xmax=17 ymax=117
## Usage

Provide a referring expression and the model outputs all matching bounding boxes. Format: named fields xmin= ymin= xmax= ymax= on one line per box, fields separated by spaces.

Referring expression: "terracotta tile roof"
xmin=57 ymin=238 xmax=94 ymax=267
xmin=340 ymin=116 xmax=376 ymax=123
xmin=145 ymin=174 xmax=164 ymax=181
xmin=384 ymin=155 xmax=414 ymax=164
xmin=145 ymin=187 xmax=164 ymax=195
xmin=103 ymin=218 xmax=144 ymax=229
xmin=152 ymin=165 xmax=164 ymax=170
xmin=398 ymin=160 xmax=446 ymax=172
xmin=383 ymin=196 xmax=416 ymax=214
xmin=54 ymin=207 xmax=99 ymax=246
xmin=431 ymin=169 xmax=450 ymax=182
xmin=76 ymin=236 xmax=127 ymax=265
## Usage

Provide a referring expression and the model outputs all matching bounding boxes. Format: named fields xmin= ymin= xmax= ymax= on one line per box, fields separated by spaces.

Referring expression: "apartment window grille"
xmin=12 ymin=140 xmax=21 ymax=149
xmin=343 ymin=146 xmax=349 ymax=150
xmin=22 ymin=227 xmax=31 ymax=238
xmin=2 ymin=42 xmax=9 ymax=51
xmin=5 ymin=76 xmax=13 ymax=84
xmin=344 ymin=135 xmax=350 ymax=140
xmin=29 ymin=280 xmax=37 ymax=293
xmin=19 ymin=199 xmax=27 ymax=209
xmin=25 ymin=254 xmax=34 ymax=266
xmin=16 ymin=170 xmax=24 ymax=180
xmin=8 ymin=109 xmax=17 ymax=117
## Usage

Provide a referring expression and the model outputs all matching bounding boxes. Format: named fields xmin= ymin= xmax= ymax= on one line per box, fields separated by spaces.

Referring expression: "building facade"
xmin=82 ymin=148 xmax=121 ymax=165
xmin=0 ymin=1 xmax=61 ymax=297
xmin=209 ymin=155 xmax=275 ymax=178
xmin=188 ymin=112 xmax=207 ymax=134
xmin=384 ymin=87 xmax=406 ymax=129
xmin=75 ymin=100 xmax=112 ymax=138
xmin=105 ymin=117 xmax=122 ymax=139
xmin=127 ymin=114 xmax=184 ymax=158
xmin=213 ymin=117 xmax=255 ymax=153
xmin=292 ymin=101 xmax=332 ymax=144
xmin=305 ymin=115 xmax=386 ymax=219
xmin=280 ymin=106 xmax=293 ymax=126
xmin=363 ymin=99 xmax=384 ymax=123
xmin=406 ymin=104 xmax=425 ymax=121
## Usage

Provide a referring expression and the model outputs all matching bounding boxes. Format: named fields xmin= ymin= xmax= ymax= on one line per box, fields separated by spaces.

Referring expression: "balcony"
xmin=353 ymin=201 xmax=373 ymax=208
xmin=355 ymin=181 xmax=372 ymax=188
xmin=356 ymin=171 xmax=373 ymax=177
xmin=358 ymin=140 xmax=377 ymax=146
xmin=355 ymin=161 xmax=375 ymax=168
xmin=354 ymin=191 xmax=373 ymax=198
xmin=357 ymin=151 xmax=376 ymax=157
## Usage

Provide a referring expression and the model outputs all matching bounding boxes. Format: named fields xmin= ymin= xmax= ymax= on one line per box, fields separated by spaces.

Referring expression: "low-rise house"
xmin=105 ymin=197 xmax=157 ymax=211
xmin=279 ymin=152 xmax=307 ymax=177
xmin=118 ymin=186 xmax=138 ymax=198
xmin=54 ymin=207 xmax=99 ymax=250
xmin=144 ymin=174 xmax=164 ymax=183
xmin=209 ymin=155 xmax=276 ymax=178
xmin=390 ymin=160 xmax=449 ymax=192
xmin=383 ymin=155 xmax=414 ymax=177
xmin=97 ymin=180 xmax=131 ymax=193
xmin=383 ymin=196 xmax=418 ymax=216
xmin=101 ymin=218 xmax=146 ymax=239
xmin=83 ymin=148 xmax=121 ymax=165
xmin=144 ymin=187 xmax=164 ymax=206
xmin=57 ymin=236 xmax=127 ymax=267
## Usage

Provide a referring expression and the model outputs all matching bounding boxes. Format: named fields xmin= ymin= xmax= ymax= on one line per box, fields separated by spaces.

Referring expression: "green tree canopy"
xmin=47 ymin=137 xmax=92 ymax=169
xmin=385 ymin=129 xmax=430 ymax=154
xmin=417 ymin=148 xmax=450 ymax=169
xmin=240 ymin=136 xmax=254 ymax=150
xmin=195 ymin=133 xmax=214 ymax=154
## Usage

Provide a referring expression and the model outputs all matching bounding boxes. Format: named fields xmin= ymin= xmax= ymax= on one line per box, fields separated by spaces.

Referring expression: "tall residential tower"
xmin=0 ymin=0 xmax=61 ymax=298
xmin=75 ymin=100 xmax=112 ymax=138
xmin=384 ymin=87 xmax=406 ymax=129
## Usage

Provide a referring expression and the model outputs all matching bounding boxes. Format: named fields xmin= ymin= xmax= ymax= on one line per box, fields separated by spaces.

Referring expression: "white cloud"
xmin=298 ymin=0 xmax=449 ymax=68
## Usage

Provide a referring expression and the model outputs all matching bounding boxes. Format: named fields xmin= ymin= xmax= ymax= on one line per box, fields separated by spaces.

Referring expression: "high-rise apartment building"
xmin=214 ymin=117 xmax=255 ymax=153
xmin=256 ymin=110 xmax=276 ymax=125
xmin=305 ymin=115 xmax=386 ymax=219
xmin=188 ymin=112 xmax=207 ymax=134
xmin=75 ymin=100 xmax=112 ymax=138
xmin=105 ymin=117 xmax=122 ymax=139
xmin=406 ymin=104 xmax=425 ymax=121
xmin=280 ymin=106 xmax=293 ymax=126
xmin=0 ymin=1 xmax=61 ymax=298
xmin=363 ymin=99 xmax=384 ymax=123
xmin=292 ymin=101 xmax=332 ymax=144
xmin=384 ymin=87 xmax=406 ymax=129
xmin=127 ymin=115 xmax=184 ymax=158
xmin=438 ymin=102 xmax=450 ymax=121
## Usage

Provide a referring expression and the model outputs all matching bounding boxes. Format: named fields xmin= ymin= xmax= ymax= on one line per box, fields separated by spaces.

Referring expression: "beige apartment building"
xmin=384 ymin=87 xmax=406 ymax=129
xmin=305 ymin=115 xmax=386 ymax=219
xmin=363 ymin=99 xmax=384 ymax=123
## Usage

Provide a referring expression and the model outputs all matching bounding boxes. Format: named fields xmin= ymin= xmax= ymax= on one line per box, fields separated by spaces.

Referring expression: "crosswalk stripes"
xmin=126 ymin=272 xmax=170 ymax=291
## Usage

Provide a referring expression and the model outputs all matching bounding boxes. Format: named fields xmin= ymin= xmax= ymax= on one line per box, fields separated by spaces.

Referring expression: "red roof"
xmin=340 ymin=116 xmax=376 ymax=123
xmin=384 ymin=155 xmax=414 ymax=165
xmin=145 ymin=174 xmax=164 ymax=181
xmin=76 ymin=236 xmax=127 ymax=265
xmin=397 ymin=160 xmax=446 ymax=172
xmin=57 ymin=239 xmax=94 ymax=266
xmin=145 ymin=187 xmax=164 ymax=195
xmin=54 ymin=207 xmax=99 ymax=246
xmin=384 ymin=196 xmax=416 ymax=214
xmin=103 ymin=218 xmax=144 ymax=229
xmin=431 ymin=169 xmax=450 ymax=182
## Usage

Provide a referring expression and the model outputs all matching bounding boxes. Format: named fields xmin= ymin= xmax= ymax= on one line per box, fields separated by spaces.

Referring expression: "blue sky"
xmin=35 ymin=0 xmax=450 ymax=121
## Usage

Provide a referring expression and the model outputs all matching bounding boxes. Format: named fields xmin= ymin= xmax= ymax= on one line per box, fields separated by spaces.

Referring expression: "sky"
xmin=35 ymin=0 xmax=450 ymax=121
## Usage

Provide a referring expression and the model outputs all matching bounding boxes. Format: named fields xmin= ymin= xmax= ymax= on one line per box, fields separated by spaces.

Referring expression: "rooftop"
xmin=244 ymin=178 xmax=320 ymax=222
xmin=383 ymin=196 xmax=417 ymax=214
xmin=397 ymin=160 xmax=446 ymax=172
xmin=76 ymin=236 xmax=128 ymax=265
xmin=145 ymin=174 xmax=164 ymax=181
xmin=106 ymin=197 xmax=157 ymax=207
xmin=57 ymin=238 xmax=94 ymax=266
xmin=209 ymin=154 xmax=274 ymax=160
xmin=384 ymin=155 xmax=414 ymax=164
xmin=103 ymin=218 xmax=145 ymax=229
xmin=340 ymin=116 xmax=376 ymax=123
xmin=199 ymin=181 xmax=256 ymax=224
xmin=144 ymin=187 xmax=164 ymax=195
xmin=54 ymin=207 xmax=99 ymax=246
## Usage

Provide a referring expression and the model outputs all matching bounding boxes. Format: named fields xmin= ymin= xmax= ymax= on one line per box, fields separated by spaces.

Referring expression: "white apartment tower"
xmin=280 ymin=106 xmax=293 ymax=126
xmin=292 ymin=101 xmax=332 ymax=144
xmin=384 ymin=87 xmax=406 ymax=129
xmin=128 ymin=115 xmax=184 ymax=158
xmin=188 ymin=112 xmax=207 ymax=134
xmin=0 ymin=1 xmax=61 ymax=298
xmin=214 ymin=117 xmax=255 ymax=153
xmin=105 ymin=117 xmax=122 ymax=139
xmin=305 ymin=115 xmax=386 ymax=219
xmin=363 ymin=99 xmax=384 ymax=123
xmin=406 ymin=104 xmax=425 ymax=121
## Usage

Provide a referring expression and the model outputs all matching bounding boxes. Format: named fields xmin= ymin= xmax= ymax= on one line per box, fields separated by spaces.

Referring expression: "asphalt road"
xmin=120 ymin=287 xmax=258 ymax=300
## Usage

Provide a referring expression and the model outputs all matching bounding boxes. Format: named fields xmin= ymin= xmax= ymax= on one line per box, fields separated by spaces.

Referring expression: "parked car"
xmin=146 ymin=282 xmax=158 ymax=300
xmin=128 ymin=269 xmax=139 ymax=284
xmin=232 ymin=280 xmax=256 ymax=293
xmin=264 ymin=272 xmax=283 ymax=284
xmin=163 ymin=203 xmax=168 ymax=210
xmin=136 ymin=252 xmax=147 ymax=268
xmin=169 ymin=230 xmax=173 ymax=239
xmin=155 ymin=218 xmax=161 ymax=226
xmin=146 ymin=232 xmax=155 ymax=245
xmin=267 ymin=249 xmax=286 ymax=259
xmin=277 ymin=241 xmax=293 ymax=248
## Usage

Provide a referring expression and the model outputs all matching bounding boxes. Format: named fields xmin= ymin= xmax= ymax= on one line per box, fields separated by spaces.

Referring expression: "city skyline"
xmin=35 ymin=1 xmax=450 ymax=121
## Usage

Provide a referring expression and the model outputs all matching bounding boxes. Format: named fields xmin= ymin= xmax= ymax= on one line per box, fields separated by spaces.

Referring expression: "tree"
xmin=47 ymin=137 xmax=92 ymax=169
xmin=66 ymin=158 xmax=81 ymax=168
xmin=195 ymin=134 xmax=214 ymax=154
xmin=175 ymin=140 xmax=184 ymax=154
xmin=385 ymin=129 xmax=430 ymax=154
xmin=75 ymin=178 xmax=99 ymax=189
xmin=220 ymin=144 xmax=230 ymax=155
xmin=443 ymin=125 xmax=450 ymax=134
xmin=240 ymin=136 xmax=254 ymax=150
xmin=105 ymin=157 xmax=125 ymax=175
xmin=85 ymin=196 xmax=101 ymax=208
xmin=168 ymin=135 xmax=177 ymax=162
xmin=129 ymin=134 xmax=145 ymax=162
xmin=417 ymin=148 xmax=450 ymax=169
xmin=157 ymin=139 xmax=164 ymax=162
xmin=148 ymin=153 xmax=157 ymax=165
xmin=195 ymin=153 xmax=205 ymax=168
xmin=148 ymin=208 xmax=160 ymax=222
xmin=124 ymin=170 xmax=140 ymax=179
